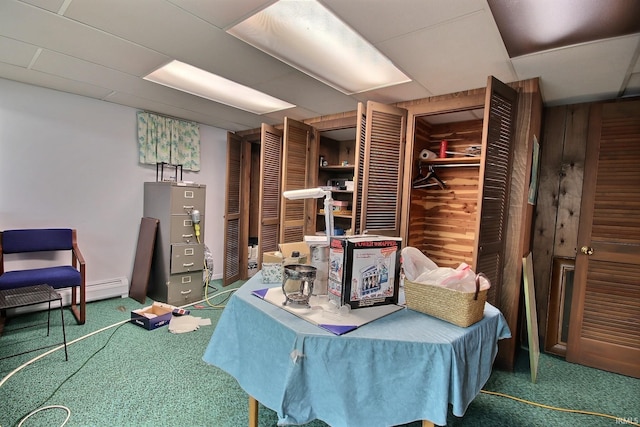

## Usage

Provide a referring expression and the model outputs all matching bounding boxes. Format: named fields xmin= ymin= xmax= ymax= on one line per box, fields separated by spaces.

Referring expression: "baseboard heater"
xmin=7 ymin=276 xmax=130 ymax=317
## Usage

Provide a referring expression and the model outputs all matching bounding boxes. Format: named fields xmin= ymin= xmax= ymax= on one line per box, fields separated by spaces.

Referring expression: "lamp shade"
xmin=283 ymin=188 xmax=331 ymax=200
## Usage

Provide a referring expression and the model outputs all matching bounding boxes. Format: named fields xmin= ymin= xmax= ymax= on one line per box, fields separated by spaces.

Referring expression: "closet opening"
xmin=408 ymin=108 xmax=484 ymax=270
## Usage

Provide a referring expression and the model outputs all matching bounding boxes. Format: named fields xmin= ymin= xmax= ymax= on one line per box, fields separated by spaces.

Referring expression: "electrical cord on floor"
xmin=12 ymin=321 xmax=128 ymax=427
xmin=17 ymin=405 xmax=70 ymax=427
xmin=203 ymin=285 xmax=237 ymax=308
xmin=480 ymin=389 xmax=640 ymax=426
xmin=2 ymin=287 xmax=237 ymax=427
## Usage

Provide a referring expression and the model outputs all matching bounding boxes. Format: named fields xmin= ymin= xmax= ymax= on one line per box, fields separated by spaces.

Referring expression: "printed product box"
xmin=131 ymin=301 xmax=176 ymax=330
xmin=328 ymin=235 xmax=402 ymax=309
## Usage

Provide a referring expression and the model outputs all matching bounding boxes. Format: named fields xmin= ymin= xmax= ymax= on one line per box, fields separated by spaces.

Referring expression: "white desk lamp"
xmin=282 ymin=188 xmax=334 ymax=243
xmin=283 ymin=187 xmax=334 ymax=296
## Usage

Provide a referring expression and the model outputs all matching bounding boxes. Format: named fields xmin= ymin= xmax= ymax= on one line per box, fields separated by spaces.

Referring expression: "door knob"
xmin=580 ymin=246 xmax=594 ymax=255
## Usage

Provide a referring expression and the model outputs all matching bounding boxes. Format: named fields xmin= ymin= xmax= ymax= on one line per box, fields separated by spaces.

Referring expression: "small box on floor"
xmin=131 ymin=301 xmax=176 ymax=330
xmin=328 ymin=235 xmax=402 ymax=309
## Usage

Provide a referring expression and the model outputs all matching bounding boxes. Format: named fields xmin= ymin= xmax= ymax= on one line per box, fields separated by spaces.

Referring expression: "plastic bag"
xmin=401 ymin=246 xmax=437 ymax=281
xmin=401 ymin=246 xmax=490 ymax=292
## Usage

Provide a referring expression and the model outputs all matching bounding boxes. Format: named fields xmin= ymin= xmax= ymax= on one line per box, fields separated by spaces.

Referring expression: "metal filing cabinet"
xmin=144 ymin=182 xmax=206 ymax=306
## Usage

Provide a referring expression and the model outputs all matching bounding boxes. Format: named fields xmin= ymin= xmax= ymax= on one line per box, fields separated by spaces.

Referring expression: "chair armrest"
xmin=71 ymin=229 xmax=86 ymax=269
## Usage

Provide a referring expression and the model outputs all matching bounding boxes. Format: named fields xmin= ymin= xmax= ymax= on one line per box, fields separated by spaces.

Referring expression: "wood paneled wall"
xmin=532 ymin=103 xmax=589 ymax=344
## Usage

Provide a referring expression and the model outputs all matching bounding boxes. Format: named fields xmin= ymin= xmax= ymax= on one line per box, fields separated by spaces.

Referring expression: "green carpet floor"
xmin=1 ymin=281 xmax=638 ymax=427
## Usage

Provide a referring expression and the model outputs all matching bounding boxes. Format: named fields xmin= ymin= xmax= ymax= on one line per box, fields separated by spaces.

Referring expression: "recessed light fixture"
xmin=143 ymin=60 xmax=295 ymax=115
xmin=228 ymin=0 xmax=411 ymax=95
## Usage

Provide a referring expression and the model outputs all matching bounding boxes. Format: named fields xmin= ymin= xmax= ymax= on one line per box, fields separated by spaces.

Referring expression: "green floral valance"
xmin=137 ymin=111 xmax=201 ymax=171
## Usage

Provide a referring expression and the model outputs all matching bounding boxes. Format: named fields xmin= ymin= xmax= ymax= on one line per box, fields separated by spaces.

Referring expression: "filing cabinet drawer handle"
xmin=182 ymin=233 xmax=194 ymax=238
xmin=183 ymin=262 xmax=194 ymax=267
xmin=180 ymin=289 xmax=192 ymax=295
xmin=183 ymin=205 xmax=194 ymax=210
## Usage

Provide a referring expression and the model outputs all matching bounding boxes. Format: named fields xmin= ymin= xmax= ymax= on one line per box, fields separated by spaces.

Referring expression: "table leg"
xmin=249 ymin=396 xmax=258 ymax=427
xmin=422 ymin=421 xmax=435 ymax=427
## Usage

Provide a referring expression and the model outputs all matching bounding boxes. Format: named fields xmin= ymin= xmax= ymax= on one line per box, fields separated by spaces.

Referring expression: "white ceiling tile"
xmin=105 ymin=91 xmax=270 ymax=131
xmin=357 ymin=81 xmax=434 ymax=105
xmin=512 ymin=34 xmax=640 ymax=104
xmin=166 ymin=0 xmax=275 ymax=29
xmin=323 ymin=0 xmax=485 ymax=44
xmin=19 ymin=0 xmax=67 ymax=13
xmin=376 ymin=10 xmax=515 ymax=95
xmin=1 ymin=0 xmax=639 ymax=130
xmin=0 ymin=0 xmax=170 ymax=76
xmin=263 ymin=106 xmax=323 ymax=125
xmin=623 ymin=73 xmax=640 ymax=97
xmin=0 ymin=62 xmax=114 ymax=99
xmin=633 ymin=52 xmax=640 ymax=73
xmin=32 ymin=49 xmax=136 ymax=89
xmin=253 ymin=71 xmax=358 ymax=116
xmin=0 ymin=36 xmax=39 ymax=67
xmin=64 ymin=0 xmax=295 ymax=86
xmin=30 ymin=48 xmax=282 ymax=127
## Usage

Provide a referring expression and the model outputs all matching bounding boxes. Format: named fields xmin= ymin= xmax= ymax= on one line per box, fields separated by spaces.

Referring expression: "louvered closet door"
xmin=280 ymin=118 xmax=313 ymax=243
xmin=223 ymin=132 xmax=244 ymax=285
xmin=258 ymin=124 xmax=283 ymax=266
xmin=353 ymin=102 xmax=366 ymax=234
xmin=360 ymin=101 xmax=407 ymax=236
xmin=567 ymin=100 xmax=640 ymax=378
xmin=475 ymin=76 xmax=518 ymax=306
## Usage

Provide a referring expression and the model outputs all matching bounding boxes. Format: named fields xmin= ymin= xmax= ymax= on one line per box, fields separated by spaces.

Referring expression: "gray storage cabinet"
xmin=144 ymin=182 xmax=206 ymax=305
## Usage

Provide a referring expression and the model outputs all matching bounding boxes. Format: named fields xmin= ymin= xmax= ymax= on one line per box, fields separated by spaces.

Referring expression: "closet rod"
xmin=420 ymin=162 xmax=481 ymax=168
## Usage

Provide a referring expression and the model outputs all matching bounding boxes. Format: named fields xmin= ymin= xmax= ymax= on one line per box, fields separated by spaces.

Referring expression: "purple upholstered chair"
xmin=0 ymin=228 xmax=86 ymax=324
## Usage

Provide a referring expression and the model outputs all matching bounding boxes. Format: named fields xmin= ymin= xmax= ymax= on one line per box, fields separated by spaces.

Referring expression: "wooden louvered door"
xmin=353 ymin=102 xmax=366 ymax=234
xmin=567 ymin=99 xmax=640 ymax=378
xmin=474 ymin=76 xmax=518 ymax=306
xmin=258 ymin=124 xmax=283 ymax=266
xmin=223 ymin=132 xmax=245 ymax=285
xmin=280 ymin=118 xmax=313 ymax=243
xmin=360 ymin=101 xmax=407 ymax=236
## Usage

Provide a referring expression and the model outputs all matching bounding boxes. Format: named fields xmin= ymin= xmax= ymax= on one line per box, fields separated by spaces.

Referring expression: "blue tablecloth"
xmin=203 ymin=272 xmax=510 ymax=427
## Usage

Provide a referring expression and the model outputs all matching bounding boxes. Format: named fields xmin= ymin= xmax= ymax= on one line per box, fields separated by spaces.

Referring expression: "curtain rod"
xmin=140 ymin=110 xmax=198 ymax=125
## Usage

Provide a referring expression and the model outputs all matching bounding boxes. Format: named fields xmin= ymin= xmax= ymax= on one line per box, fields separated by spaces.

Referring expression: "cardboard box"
xmin=263 ymin=251 xmax=284 ymax=264
xmin=279 ymin=242 xmax=310 ymax=261
xmin=131 ymin=302 xmax=175 ymax=330
xmin=328 ymin=235 xmax=402 ymax=309
xmin=261 ymin=242 xmax=311 ymax=284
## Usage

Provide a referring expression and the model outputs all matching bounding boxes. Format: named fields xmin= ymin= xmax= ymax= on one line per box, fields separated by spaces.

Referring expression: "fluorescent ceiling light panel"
xmin=144 ymin=60 xmax=295 ymax=114
xmin=228 ymin=0 xmax=411 ymax=95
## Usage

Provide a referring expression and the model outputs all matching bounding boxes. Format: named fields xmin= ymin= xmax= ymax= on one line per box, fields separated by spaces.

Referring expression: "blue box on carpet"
xmin=131 ymin=301 xmax=175 ymax=330
xmin=328 ymin=235 xmax=402 ymax=309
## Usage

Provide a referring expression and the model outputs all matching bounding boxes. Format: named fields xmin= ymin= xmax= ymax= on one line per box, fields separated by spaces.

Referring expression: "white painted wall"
xmin=0 ymin=78 xmax=227 ymax=284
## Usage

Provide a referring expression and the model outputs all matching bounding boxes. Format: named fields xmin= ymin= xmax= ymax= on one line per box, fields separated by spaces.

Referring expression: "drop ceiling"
xmin=1 ymin=0 xmax=639 ymax=132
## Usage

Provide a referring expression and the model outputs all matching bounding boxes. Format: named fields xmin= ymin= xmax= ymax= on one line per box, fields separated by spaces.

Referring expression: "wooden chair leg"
xmin=70 ymin=284 xmax=86 ymax=324
xmin=0 ymin=309 xmax=5 ymax=336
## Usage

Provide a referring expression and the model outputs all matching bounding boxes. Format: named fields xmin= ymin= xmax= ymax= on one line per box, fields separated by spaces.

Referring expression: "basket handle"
xmin=474 ymin=273 xmax=489 ymax=300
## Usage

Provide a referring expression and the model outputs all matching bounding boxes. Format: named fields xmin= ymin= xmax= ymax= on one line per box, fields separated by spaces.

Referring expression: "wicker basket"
xmin=404 ymin=273 xmax=488 ymax=327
